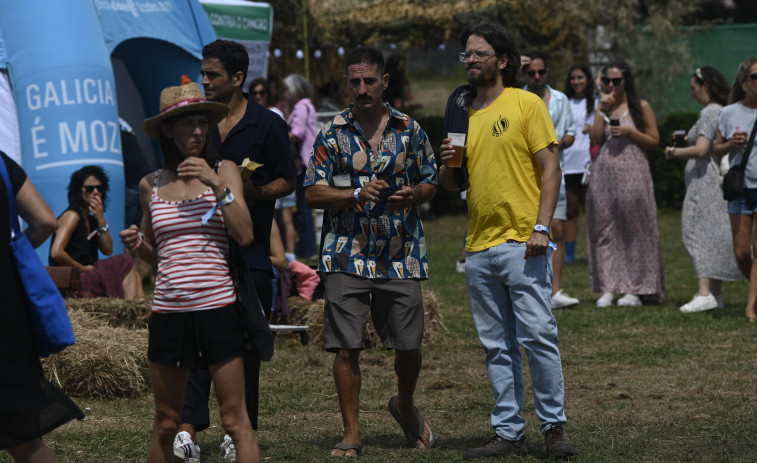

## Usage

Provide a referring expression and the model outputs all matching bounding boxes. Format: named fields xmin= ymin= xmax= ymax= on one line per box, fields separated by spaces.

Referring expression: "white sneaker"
xmin=219 ymin=434 xmax=236 ymax=462
xmin=551 ymin=289 xmax=579 ymax=309
xmin=456 ymin=260 xmax=466 ymax=273
xmin=680 ymin=294 xmax=718 ymax=313
xmin=715 ymin=294 xmax=725 ymax=309
xmin=173 ymin=431 xmax=201 ymax=462
xmin=617 ymin=294 xmax=642 ymax=307
xmin=596 ymin=292 xmax=614 ymax=308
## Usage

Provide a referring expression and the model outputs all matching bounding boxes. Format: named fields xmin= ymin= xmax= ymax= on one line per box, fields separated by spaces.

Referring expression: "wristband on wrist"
xmin=202 ymin=188 xmax=235 ymax=225
xmin=353 ymin=187 xmax=362 ymax=203
xmin=533 ymin=224 xmax=550 ymax=236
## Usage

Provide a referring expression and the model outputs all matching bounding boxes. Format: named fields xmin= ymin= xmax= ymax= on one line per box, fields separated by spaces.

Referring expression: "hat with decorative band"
xmin=143 ymin=82 xmax=229 ymax=138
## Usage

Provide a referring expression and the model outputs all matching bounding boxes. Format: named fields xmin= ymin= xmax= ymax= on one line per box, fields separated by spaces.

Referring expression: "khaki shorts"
xmin=323 ymin=273 xmax=424 ymax=352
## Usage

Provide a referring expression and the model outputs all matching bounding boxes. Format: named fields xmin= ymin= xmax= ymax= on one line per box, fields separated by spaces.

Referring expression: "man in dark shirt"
xmin=173 ymin=39 xmax=296 ymax=462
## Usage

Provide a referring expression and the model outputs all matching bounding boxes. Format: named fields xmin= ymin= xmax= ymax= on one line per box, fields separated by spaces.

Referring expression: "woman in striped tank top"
xmin=119 ymin=83 xmax=258 ymax=463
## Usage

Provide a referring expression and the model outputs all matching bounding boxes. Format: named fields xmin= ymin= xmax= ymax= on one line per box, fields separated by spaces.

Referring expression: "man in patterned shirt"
xmin=304 ymin=46 xmax=437 ymax=458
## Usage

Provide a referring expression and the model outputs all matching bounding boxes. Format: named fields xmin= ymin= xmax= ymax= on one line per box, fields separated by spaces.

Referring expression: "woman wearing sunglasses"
xmin=664 ymin=66 xmax=741 ymax=314
xmin=715 ymin=57 xmax=757 ymax=322
xmin=586 ymin=61 xmax=665 ymax=308
xmin=48 ymin=164 xmax=143 ymax=299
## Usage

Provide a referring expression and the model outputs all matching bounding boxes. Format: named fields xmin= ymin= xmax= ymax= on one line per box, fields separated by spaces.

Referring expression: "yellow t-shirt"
xmin=465 ymin=88 xmax=557 ymax=252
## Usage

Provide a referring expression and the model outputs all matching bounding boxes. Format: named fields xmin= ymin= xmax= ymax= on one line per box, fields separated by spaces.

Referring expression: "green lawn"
xmin=4 ymin=209 xmax=757 ymax=462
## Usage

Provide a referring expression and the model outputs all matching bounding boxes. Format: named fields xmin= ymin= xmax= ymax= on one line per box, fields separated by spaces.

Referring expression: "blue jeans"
xmin=466 ymin=241 xmax=567 ymax=439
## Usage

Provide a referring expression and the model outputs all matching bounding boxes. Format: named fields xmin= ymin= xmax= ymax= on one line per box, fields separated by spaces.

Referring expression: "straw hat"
xmin=142 ymin=82 xmax=229 ymax=138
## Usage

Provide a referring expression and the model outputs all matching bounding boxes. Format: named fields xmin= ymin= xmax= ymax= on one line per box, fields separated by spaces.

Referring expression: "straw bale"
xmin=282 ymin=289 xmax=450 ymax=347
xmin=65 ymin=297 xmax=152 ymax=329
xmin=42 ymin=309 xmax=149 ymax=399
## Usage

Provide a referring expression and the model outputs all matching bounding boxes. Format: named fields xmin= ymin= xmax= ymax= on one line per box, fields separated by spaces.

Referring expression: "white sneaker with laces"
xmin=617 ymin=294 xmax=642 ymax=307
xmin=680 ymin=293 xmax=718 ymax=313
xmin=551 ymin=289 xmax=580 ymax=309
xmin=219 ymin=434 xmax=237 ymax=462
xmin=715 ymin=294 xmax=725 ymax=309
xmin=596 ymin=292 xmax=614 ymax=308
xmin=456 ymin=260 xmax=466 ymax=273
xmin=173 ymin=431 xmax=201 ymax=462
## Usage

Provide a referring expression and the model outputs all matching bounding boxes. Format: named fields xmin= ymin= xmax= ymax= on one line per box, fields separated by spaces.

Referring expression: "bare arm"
xmin=590 ymin=108 xmax=607 ymax=146
xmin=438 ymin=137 xmax=462 ymax=191
xmin=665 ymin=135 xmax=712 ymax=160
xmin=49 ymin=210 xmax=89 ymax=269
xmin=269 ymin=220 xmax=287 ymax=272
xmin=610 ymin=100 xmax=659 ymax=151
xmin=244 ymin=175 xmax=296 ymax=202
xmin=559 ymin=134 xmax=575 ymax=150
xmin=120 ymin=175 xmax=158 ymax=267
xmin=525 ymin=143 xmax=560 ymax=259
xmin=15 ymin=178 xmax=57 ymax=248
xmin=305 ymin=177 xmax=390 ymax=211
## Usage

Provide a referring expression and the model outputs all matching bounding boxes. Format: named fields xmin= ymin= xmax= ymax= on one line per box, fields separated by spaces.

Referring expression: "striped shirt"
xmin=150 ymin=170 xmax=236 ymax=312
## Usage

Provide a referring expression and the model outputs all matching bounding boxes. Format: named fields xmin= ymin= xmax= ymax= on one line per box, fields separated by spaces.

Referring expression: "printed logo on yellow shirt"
xmin=492 ymin=116 xmax=510 ymax=137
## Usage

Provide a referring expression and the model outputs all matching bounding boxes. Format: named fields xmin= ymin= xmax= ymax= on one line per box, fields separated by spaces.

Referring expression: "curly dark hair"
xmin=459 ymin=19 xmax=521 ymax=88
xmin=67 ymin=165 xmax=110 ymax=210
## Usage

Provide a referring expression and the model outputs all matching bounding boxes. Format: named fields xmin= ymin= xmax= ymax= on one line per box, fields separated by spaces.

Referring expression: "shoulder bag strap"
xmin=738 ymin=115 xmax=757 ymax=169
xmin=0 ymin=157 xmax=22 ymax=238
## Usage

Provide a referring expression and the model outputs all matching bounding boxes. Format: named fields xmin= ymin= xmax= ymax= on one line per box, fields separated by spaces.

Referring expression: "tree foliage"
xmin=269 ymin=0 xmax=711 ymax=101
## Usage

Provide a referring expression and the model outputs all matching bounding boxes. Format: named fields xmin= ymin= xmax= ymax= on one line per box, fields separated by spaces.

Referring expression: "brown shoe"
xmin=545 ymin=425 xmax=577 ymax=459
xmin=463 ymin=434 xmax=527 ymax=459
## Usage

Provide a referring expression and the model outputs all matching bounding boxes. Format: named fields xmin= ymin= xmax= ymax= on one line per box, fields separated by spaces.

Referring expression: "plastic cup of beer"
xmin=447 ymin=132 xmax=466 ymax=168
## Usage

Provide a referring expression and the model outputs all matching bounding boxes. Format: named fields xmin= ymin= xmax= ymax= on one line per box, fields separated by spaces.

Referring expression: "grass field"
xmin=6 ymin=209 xmax=757 ymax=462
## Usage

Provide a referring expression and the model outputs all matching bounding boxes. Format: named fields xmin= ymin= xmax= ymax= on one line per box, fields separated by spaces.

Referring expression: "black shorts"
xmin=148 ymin=303 xmax=245 ymax=368
xmin=564 ymin=173 xmax=585 ymax=190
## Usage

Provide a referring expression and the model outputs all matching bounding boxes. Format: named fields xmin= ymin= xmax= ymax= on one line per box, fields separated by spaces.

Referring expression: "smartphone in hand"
xmin=369 ymin=185 xmax=402 ymax=217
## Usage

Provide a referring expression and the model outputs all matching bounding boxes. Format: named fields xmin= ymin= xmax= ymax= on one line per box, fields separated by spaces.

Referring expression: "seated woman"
xmin=49 ymin=165 xmax=143 ymax=299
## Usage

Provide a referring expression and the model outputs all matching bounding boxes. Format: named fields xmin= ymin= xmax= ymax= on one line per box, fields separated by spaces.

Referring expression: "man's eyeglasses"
xmin=252 ymin=90 xmax=268 ymax=96
xmin=459 ymin=50 xmax=497 ymax=62
xmin=83 ymin=185 xmax=103 ymax=193
xmin=527 ymin=69 xmax=547 ymax=77
xmin=601 ymin=77 xmax=624 ymax=86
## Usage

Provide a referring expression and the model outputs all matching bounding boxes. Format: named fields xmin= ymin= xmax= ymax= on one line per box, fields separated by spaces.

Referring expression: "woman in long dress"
xmin=664 ymin=66 xmax=742 ymax=313
xmin=586 ymin=61 xmax=665 ymax=307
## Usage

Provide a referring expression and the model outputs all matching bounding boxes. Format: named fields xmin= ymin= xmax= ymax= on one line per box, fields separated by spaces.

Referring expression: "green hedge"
xmin=415 ymin=111 xmax=700 ymax=216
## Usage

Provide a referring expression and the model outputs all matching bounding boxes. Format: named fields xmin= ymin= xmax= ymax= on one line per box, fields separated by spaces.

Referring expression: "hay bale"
xmin=65 ymin=297 xmax=152 ymax=330
xmin=283 ymin=289 xmax=450 ymax=347
xmin=42 ymin=309 xmax=149 ymax=399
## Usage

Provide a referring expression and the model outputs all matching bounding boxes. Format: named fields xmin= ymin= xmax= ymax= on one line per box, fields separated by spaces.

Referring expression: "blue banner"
xmin=0 ymin=1 xmax=124 ymax=259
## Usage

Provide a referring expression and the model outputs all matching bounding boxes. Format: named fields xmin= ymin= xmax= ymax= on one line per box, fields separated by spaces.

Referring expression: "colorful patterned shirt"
xmin=304 ymin=104 xmax=437 ymax=279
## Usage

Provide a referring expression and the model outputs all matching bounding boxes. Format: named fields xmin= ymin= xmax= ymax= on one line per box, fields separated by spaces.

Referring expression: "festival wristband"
xmin=201 ymin=188 xmax=235 ymax=225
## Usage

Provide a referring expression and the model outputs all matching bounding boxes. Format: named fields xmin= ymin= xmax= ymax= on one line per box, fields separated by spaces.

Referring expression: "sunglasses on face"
xmin=527 ymin=69 xmax=547 ymax=77
xmin=252 ymin=90 xmax=268 ymax=96
xmin=601 ymin=77 xmax=624 ymax=86
xmin=83 ymin=185 xmax=103 ymax=193
xmin=745 ymin=73 xmax=757 ymax=82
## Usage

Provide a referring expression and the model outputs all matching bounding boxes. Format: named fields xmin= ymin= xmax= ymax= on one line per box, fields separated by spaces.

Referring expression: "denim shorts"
xmin=727 ymin=188 xmax=757 ymax=215
xmin=275 ymin=191 xmax=296 ymax=209
xmin=553 ymin=180 xmax=567 ymax=221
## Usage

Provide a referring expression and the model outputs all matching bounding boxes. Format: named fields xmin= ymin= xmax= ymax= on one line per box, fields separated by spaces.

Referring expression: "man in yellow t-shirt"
xmin=439 ymin=19 xmax=577 ymax=460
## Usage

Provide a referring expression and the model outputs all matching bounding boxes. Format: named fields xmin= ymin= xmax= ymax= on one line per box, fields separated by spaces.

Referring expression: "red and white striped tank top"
xmin=150 ymin=170 xmax=236 ymax=313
